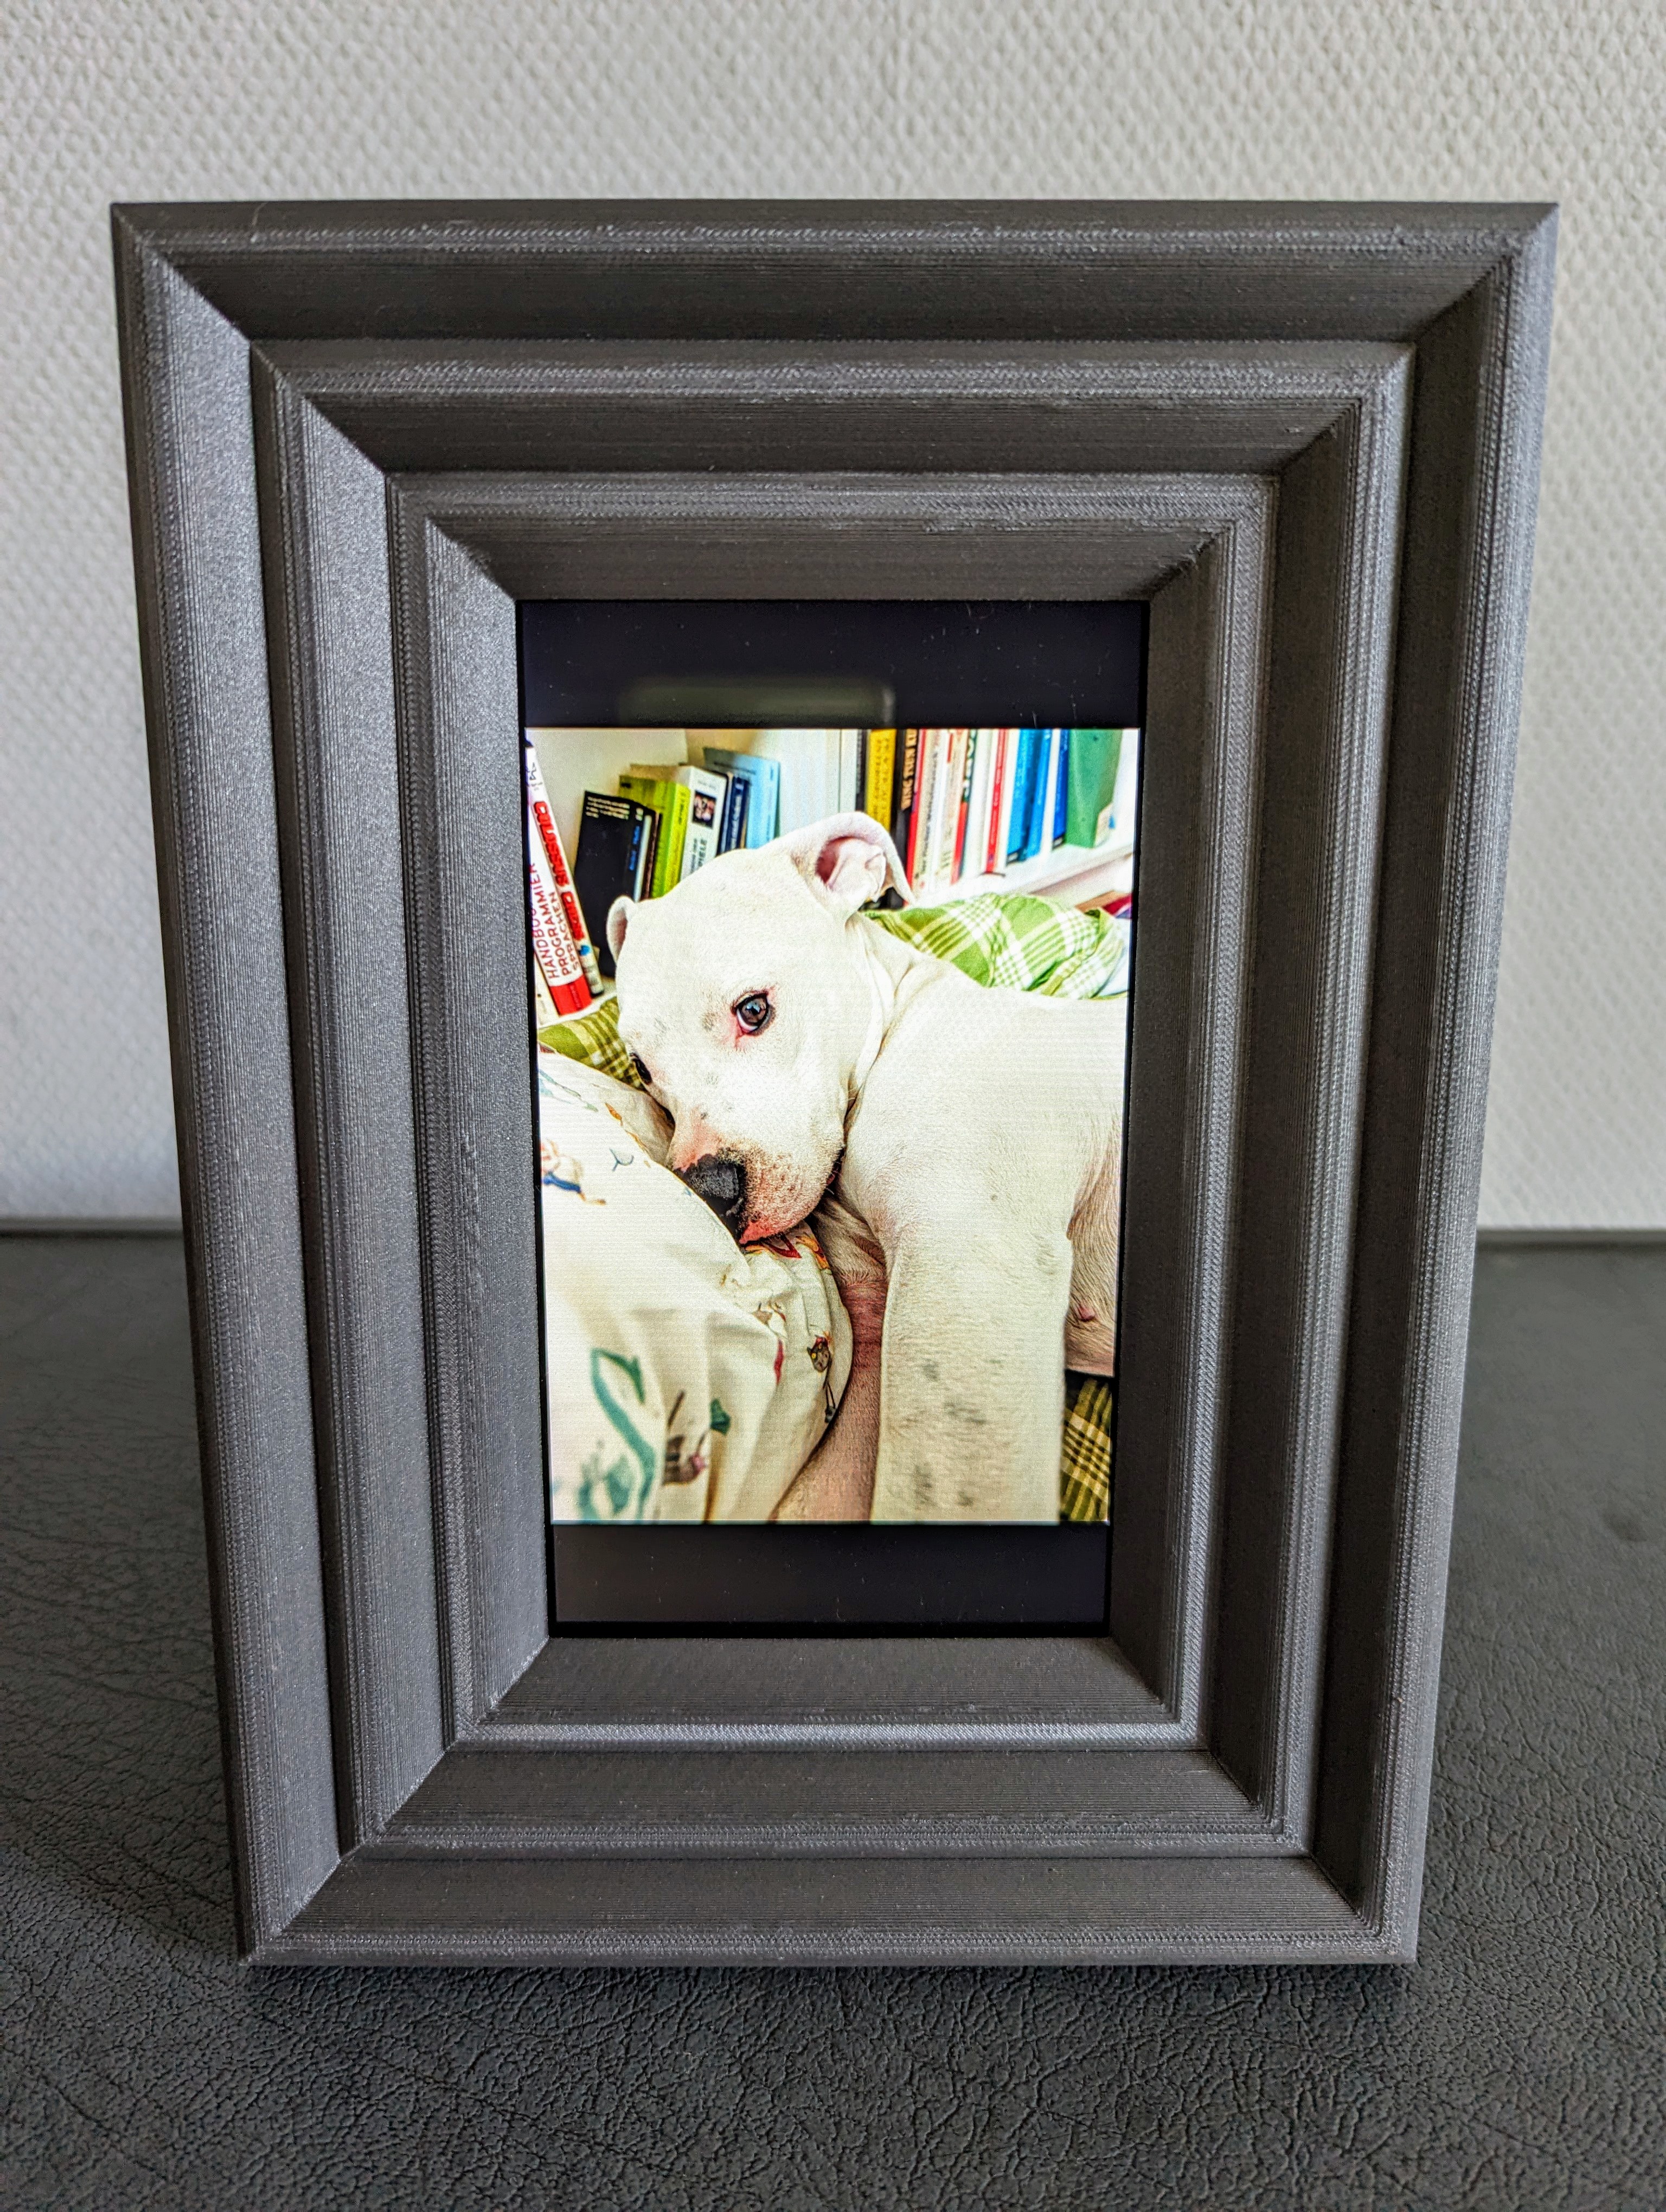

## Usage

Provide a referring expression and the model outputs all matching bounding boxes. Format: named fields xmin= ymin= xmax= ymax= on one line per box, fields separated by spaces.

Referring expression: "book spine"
xmin=1033 ymin=729 xmax=1063 ymax=860
xmin=637 ymin=805 xmax=660 ymax=899
xmin=661 ymin=780 xmax=690 ymax=890
xmin=864 ymin=728 xmax=896 ymax=827
xmin=1006 ymin=732 xmax=1034 ymax=864
xmin=524 ymin=744 xmax=604 ymax=994
xmin=527 ymin=800 xmax=591 ymax=1015
xmin=1051 ymin=731 xmax=1071 ymax=847
xmin=962 ymin=730 xmax=994 ymax=883
xmin=894 ymin=729 xmax=919 ymax=834
xmin=946 ymin=731 xmax=970 ymax=879
xmin=619 ymin=776 xmax=685 ymax=898
xmin=717 ymin=770 xmax=745 ymax=853
xmin=754 ymin=761 xmax=779 ymax=845
xmin=906 ymin=730 xmax=939 ymax=891
xmin=893 ymin=729 xmax=919 ymax=874
xmin=677 ymin=772 xmax=723 ymax=878
xmin=923 ymin=732 xmax=957 ymax=894
xmin=985 ymin=729 xmax=1011 ymax=874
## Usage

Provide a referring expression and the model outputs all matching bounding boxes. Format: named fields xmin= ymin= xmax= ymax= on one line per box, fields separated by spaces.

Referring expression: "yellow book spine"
xmin=864 ymin=728 xmax=896 ymax=826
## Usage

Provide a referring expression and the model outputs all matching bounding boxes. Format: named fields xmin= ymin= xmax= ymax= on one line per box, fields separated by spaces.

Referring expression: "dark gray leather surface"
xmin=2 ymin=1235 xmax=1661 ymax=2209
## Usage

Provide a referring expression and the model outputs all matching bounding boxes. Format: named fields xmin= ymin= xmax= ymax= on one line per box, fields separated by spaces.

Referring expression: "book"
xmin=1006 ymin=731 xmax=1041 ymax=864
xmin=574 ymin=792 xmax=655 ymax=978
xmin=617 ymin=772 xmax=690 ymax=897
xmin=961 ymin=730 xmax=996 ymax=883
xmin=639 ymin=763 xmax=727 ymax=878
xmin=949 ymin=729 xmax=976 ymax=881
xmin=716 ymin=769 xmax=749 ymax=853
xmin=1062 ymin=728 xmax=1125 ymax=848
xmin=1024 ymin=729 xmax=1064 ymax=861
xmin=1051 ymin=731 xmax=1071 ymax=847
xmin=704 ymin=730 xmax=838 ymax=838
xmin=638 ymin=804 xmax=661 ymax=899
xmin=840 ymin=728 xmax=864 ymax=815
xmin=524 ymin=743 xmax=603 ymax=995
xmin=985 ymin=729 xmax=1015 ymax=874
xmin=527 ymin=797 xmax=592 ymax=1015
xmin=892 ymin=729 xmax=920 ymax=864
xmin=921 ymin=730 xmax=962 ymax=895
xmin=863 ymin=728 xmax=896 ymax=827
xmin=700 ymin=746 xmax=779 ymax=847
xmin=906 ymin=728 xmax=944 ymax=891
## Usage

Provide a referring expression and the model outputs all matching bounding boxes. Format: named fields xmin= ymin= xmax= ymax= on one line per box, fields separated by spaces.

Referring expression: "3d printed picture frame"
xmin=114 ymin=199 xmax=1555 ymax=1963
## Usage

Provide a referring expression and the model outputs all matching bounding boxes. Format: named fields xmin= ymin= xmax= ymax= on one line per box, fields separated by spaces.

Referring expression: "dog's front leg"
xmin=870 ymin=1217 xmax=1072 ymax=1522
xmin=772 ymin=1197 xmax=887 ymax=1522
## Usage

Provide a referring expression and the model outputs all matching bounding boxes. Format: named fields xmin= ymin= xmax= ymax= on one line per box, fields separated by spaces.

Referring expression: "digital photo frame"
xmin=114 ymin=199 xmax=1555 ymax=1962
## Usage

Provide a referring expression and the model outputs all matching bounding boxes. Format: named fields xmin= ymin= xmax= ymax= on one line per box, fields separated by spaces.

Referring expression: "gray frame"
xmin=113 ymin=201 xmax=1555 ymax=1963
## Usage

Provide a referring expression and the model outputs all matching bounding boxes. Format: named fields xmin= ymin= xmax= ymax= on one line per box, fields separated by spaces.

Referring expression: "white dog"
xmin=607 ymin=813 xmax=1125 ymax=1522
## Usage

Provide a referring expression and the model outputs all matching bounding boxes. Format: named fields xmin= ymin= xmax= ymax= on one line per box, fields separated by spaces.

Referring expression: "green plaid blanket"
xmin=1061 ymin=1374 xmax=1114 ymax=1523
xmin=537 ymin=892 xmax=1126 ymax=1519
xmin=867 ymin=892 xmax=1128 ymax=1001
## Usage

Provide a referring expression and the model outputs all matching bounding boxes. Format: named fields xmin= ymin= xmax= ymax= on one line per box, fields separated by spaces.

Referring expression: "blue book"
xmin=701 ymin=748 xmax=779 ymax=846
xmin=1005 ymin=731 xmax=1040 ymax=864
xmin=716 ymin=770 xmax=751 ymax=853
xmin=1051 ymin=731 xmax=1071 ymax=846
xmin=1019 ymin=729 xmax=1055 ymax=861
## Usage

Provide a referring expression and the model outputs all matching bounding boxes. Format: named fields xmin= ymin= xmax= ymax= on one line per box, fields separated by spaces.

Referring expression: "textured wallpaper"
xmin=3 ymin=0 xmax=1662 ymax=1222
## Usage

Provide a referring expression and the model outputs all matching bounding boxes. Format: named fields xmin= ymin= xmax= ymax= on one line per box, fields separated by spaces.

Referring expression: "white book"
xmin=962 ymin=729 xmax=997 ymax=883
xmin=1036 ymin=729 xmax=1064 ymax=862
xmin=838 ymin=727 xmax=863 ymax=815
xmin=921 ymin=730 xmax=958 ymax=895
xmin=659 ymin=763 xmax=728 ymax=877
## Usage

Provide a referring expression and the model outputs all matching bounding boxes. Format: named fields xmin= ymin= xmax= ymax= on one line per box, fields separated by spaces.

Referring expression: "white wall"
xmin=4 ymin=0 xmax=1662 ymax=1223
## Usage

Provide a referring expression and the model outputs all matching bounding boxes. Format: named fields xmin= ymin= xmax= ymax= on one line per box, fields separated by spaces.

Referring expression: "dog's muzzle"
xmin=678 ymin=1154 xmax=748 ymax=1239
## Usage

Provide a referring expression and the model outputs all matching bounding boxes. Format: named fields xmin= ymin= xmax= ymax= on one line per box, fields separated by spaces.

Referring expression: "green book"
xmin=1063 ymin=728 xmax=1126 ymax=849
xmin=617 ymin=774 xmax=690 ymax=897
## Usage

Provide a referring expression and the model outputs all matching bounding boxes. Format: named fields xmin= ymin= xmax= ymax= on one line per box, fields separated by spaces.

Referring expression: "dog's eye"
xmin=733 ymin=992 xmax=773 ymax=1036
xmin=630 ymin=1053 xmax=654 ymax=1087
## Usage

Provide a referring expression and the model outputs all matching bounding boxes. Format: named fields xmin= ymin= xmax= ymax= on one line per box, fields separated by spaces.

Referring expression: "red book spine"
xmin=984 ymin=729 xmax=1010 ymax=874
xmin=527 ymin=800 xmax=591 ymax=1015
xmin=525 ymin=745 xmax=604 ymax=994
xmin=951 ymin=730 xmax=975 ymax=879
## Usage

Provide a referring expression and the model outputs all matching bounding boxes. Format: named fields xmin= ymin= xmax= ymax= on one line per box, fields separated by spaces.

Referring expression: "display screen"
xmin=520 ymin=601 xmax=1145 ymax=1626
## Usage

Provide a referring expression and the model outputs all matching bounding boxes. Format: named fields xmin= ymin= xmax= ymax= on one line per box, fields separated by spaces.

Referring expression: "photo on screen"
xmin=518 ymin=603 xmax=1143 ymax=1581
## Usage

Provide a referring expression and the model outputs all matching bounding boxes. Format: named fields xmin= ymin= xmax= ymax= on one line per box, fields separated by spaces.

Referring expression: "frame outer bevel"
xmin=111 ymin=219 xmax=339 ymax=1946
xmin=251 ymin=365 xmax=444 ymax=1841
xmin=262 ymin=338 xmax=1410 ymax=479
xmin=1315 ymin=218 xmax=1558 ymax=1946
xmin=1209 ymin=357 xmax=1411 ymax=1838
xmin=1111 ymin=512 xmax=1268 ymax=1728
xmin=384 ymin=491 xmax=548 ymax=1733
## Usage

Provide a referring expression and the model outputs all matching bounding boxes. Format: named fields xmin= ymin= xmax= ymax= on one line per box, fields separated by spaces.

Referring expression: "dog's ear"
xmin=781 ymin=812 xmax=913 ymax=915
xmin=606 ymin=895 xmax=636 ymax=962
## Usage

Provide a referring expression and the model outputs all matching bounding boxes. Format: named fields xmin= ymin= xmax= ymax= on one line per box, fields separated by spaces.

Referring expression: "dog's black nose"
xmin=678 ymin=1154 xmax=748 ymax=1237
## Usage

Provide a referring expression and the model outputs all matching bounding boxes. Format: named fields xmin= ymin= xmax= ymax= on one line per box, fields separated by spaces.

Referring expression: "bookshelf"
xmin=526 ymin=724 xmax=1139 ymax=929
xmin=919 ymin=730 xmax=1139 ymax=912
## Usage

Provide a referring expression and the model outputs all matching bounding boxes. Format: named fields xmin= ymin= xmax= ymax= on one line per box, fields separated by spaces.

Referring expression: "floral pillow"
xmin=537 ymin=1052 xmax=852 ymax=1523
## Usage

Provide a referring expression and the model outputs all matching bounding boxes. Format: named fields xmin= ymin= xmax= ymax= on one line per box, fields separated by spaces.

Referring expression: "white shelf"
xmin=915 ymin=838 xmax=1135 ymax=911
